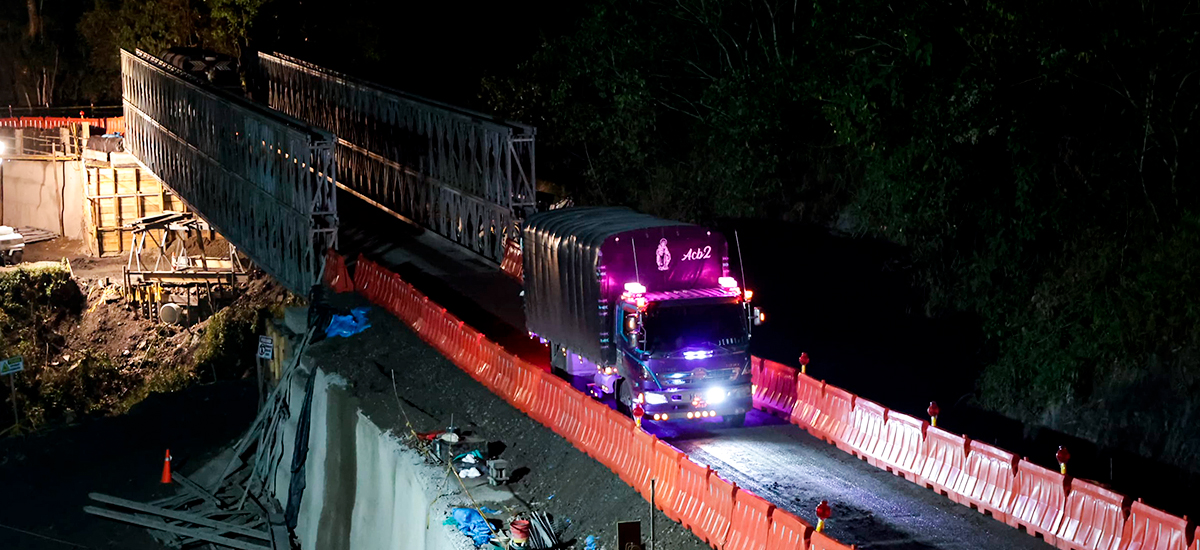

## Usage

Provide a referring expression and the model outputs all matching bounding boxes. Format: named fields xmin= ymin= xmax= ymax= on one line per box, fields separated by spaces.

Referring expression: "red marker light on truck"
xmin=743 ymin=289 xmax=753 ymax=301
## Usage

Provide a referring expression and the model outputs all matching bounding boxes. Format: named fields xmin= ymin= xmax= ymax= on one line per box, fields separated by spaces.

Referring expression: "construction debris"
xmin=84 ymin=324 xmax=317 ymax=549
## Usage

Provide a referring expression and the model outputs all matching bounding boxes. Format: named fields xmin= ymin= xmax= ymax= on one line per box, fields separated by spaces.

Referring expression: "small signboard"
xmin=256 ymin=336 xmax=274 ymax=360
xmin=0 ymin=356 xmax=24 ymax=376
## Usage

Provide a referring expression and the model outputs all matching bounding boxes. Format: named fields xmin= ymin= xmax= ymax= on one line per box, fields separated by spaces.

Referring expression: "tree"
xmin=78 ymin=0 xmax=267 ymax=102
xmin=485 ymin=0 xmax=1200 ymax=470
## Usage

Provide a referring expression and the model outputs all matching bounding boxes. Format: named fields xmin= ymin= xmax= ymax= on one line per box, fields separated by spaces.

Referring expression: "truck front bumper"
xmin=641 ymin=387 xmax=752 ymax=422
xmin=643 ymin=398 xmax=751 ymax=422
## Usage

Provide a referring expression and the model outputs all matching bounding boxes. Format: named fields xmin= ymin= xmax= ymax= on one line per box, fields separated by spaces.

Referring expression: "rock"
xmin=122 ymin=349 xmax=130 ymax=356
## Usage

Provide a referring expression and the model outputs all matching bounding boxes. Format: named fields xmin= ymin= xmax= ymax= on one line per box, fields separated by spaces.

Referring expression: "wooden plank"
xmin=82 ymin=506 xmax=270 ymax=550
xmin=88 ymin=493 xmax=269 ymax=541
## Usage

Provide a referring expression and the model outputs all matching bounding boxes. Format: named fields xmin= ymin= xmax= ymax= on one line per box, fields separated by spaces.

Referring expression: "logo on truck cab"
xmin=656 ymin=239 xmax=672 ymax=271
xmin=681 ymin=246 xmax=712 ymax=261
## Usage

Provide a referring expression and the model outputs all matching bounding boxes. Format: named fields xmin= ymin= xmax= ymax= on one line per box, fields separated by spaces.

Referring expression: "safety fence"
xmin=0 ymin=116 xmax=125 ymax=134
xmin=328 ymin=252 xmax=859 ymax=550
xmin=748 ymin=357 xmax=1196 ymax=550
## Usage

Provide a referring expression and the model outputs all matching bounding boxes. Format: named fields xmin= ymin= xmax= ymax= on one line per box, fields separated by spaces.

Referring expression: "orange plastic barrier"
xmin=698 ymin=474 xmax=736 ymax=547
xmin=809 ymin=530 xmax=857 ymax=550
xmin=951 ymin=440 xmax=1017 ymax=523
xmin=1120 ymin=499 xmax=1188 ymax=550
xmin=323 ymin=250 xmax=354 ymax=292
xmin=875 ymin=412 xmax=927 ymax=482
xmin=593 ymin=406 xmax=629 ymax=471
xmin=842 ymin=398 xmax=887 ymax=462
xmin=526 ymin=373 xmax=564 ymax=429
xmin=0 ymin=116 xmax=118 ymax=131
xmin=790 ymin=373 xmax=826 ymax=437
xmin=509 ymin=363 xmax=542 ymax=416
xmin=766 ymin=510 xmax=812 ymax=550
xmin=652 ymin=440 xmax=684 ymax=521
xmin=725 ymin=489 xmax=775 ymax=550
xmin=352 ymin=257 xmax=383 ymax=297
xmin=918 ymin=426 xmax=968 ymax=497
xmin=676 ymin=458 xmax=711 ymax=533
xmin=613 ymin=419 xmax=643 ymax=487
xmin=630 ymin=429 xmax=657 ymax=497
xmin=1006 ymin=458 xmax=1066 ymax=544
xmin=1054 ymin=479 xmax=1129 ymax=550
xmin=500 ymin=239 xmax=523 ymax=282
xmin=754 ymin=358 xmax=799 ymax=419
xmin=812 ymin=385 xmax=856 ymax=445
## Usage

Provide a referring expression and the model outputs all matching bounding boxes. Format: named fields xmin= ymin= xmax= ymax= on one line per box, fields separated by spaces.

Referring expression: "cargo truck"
xmin=522 ymin=207 xmax=763 ymax=427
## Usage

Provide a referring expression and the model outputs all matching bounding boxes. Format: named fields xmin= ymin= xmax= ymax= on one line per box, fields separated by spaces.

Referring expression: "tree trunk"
xmin=26 ymin=0 xmax=40 ymax=39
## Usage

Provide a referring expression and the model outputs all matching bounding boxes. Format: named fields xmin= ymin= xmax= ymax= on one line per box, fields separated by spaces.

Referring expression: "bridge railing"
xmin=254 ymin=52 xmax=535 ymax=263
xmin=121 ymin=49 xmax=338 ymax=294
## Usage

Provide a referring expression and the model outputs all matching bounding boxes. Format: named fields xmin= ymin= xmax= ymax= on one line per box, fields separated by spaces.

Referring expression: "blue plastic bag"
xmin=325 ymin=307 xmax=371 ymax=338
xmin=451 ymin=507 xmax=493 ymax=546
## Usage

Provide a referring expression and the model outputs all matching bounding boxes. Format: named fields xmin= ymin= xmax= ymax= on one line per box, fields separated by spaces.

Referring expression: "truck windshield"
xmin=643 ymin=302 xmax=747 ymax=353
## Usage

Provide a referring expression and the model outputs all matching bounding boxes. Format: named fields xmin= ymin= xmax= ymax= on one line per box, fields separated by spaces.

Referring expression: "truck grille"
xmin=661 ymin=368 xmax=740 ymax=386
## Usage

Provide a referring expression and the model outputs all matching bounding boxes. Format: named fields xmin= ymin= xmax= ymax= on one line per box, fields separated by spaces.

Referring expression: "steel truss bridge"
xmin=121 ymin=49 xmax=536 ymax=294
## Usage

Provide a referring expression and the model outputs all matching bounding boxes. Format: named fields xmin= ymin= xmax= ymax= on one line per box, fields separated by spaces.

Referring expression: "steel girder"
xmin=121 ymin=50 xmax=337 ymax=295
xmin=254 ymin=52 xmax=535 ymax=263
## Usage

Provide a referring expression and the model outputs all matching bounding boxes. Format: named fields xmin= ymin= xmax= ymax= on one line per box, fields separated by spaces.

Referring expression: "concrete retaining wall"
xmin=270 ymin=363 xmax=477 ymax=550
xmin=0 ymin=159 xmax=85 ymax=240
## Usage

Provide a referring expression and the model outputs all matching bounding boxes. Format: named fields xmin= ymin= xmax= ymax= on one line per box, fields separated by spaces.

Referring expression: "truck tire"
xmin=615 ymin=379 xmax=632 ymax=416
xmin=723 ymin=413 xmax=746 ymax=428
xmin=549 ymin=341 xmax=568 ymax=377
xmin=11 ymin=250 xmax=22 ymax=264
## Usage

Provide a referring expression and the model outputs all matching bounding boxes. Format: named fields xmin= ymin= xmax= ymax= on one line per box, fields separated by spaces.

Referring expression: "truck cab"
xmin=600 ymin=278 xmax=760 ymax=427
xmin=522 ymin=206 xmax=762 ymax=427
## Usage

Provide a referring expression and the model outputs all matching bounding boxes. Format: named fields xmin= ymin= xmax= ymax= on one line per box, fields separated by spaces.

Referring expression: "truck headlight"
xmin=706 ymin=387 xmax=727 ymax=404
xmin=644 ymin=392 xmax=668 ymax=405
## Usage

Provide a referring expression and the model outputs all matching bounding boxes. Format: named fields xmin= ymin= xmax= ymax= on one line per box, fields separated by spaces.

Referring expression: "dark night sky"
xmin=256 ymin=0 xmax=586 ymax=107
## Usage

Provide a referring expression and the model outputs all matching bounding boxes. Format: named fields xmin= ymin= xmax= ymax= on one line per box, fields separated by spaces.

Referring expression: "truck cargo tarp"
xmin=522 ymin=207 xmax=728 ymax=366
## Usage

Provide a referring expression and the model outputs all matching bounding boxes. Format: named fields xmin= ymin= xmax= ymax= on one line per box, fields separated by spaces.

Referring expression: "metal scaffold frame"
xmin=121 ymin=49 xmax=338 ymax=295
xmin=254 ymin=52 xmax=535 ymax=263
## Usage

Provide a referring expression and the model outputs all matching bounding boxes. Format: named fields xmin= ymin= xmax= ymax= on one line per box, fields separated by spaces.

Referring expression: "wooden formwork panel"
xmin=85 ymin=166 xmax=185 ymax=257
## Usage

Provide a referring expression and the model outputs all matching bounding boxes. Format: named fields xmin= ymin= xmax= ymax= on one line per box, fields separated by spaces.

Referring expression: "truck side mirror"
xmin=752 ymin=307 xmax=765 ymax=326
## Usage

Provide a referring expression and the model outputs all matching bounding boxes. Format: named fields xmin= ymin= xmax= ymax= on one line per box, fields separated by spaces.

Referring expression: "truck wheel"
xmin=548 ymin=341 xmax=568 ymax=377
xmin=11 ymin=250 xmax=22 ymax=264
xmin=723 ymin=413 xmax=746 ymax=428
xmin=615 ymin=379 xmax=632 ymax=415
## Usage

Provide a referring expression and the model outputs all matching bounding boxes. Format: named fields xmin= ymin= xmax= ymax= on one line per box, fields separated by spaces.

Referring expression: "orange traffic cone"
xmin=161 ymin=449 xmax=172 ymax=484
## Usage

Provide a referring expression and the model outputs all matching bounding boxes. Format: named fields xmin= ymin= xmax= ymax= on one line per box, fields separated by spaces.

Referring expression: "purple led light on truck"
xmin=684 ymin=350 xmax=714 ymax=360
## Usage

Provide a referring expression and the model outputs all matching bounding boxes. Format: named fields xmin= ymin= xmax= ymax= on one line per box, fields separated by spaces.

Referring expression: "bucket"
xmin=510 ymin=519 xmax=531 ymax=544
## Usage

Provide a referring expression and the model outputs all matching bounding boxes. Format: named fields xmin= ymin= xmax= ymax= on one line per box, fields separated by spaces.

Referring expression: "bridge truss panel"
xmin=255 ymin=52 xmax=535 ymax=263
xmin=121 ymin=49 xmax=338 ymax=295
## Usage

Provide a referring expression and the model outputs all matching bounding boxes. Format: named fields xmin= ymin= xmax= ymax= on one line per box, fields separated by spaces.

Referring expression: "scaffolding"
xmin=122 ymin=211 xmax=248 ymax=324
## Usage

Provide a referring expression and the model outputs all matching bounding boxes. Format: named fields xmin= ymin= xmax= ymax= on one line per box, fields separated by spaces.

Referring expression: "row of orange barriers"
xmin=750 ymin=356 xmax=1196 ymax=550
xmin=0 ymin=116 xmax=125 ymax=134
xmin=327 ymin=252 xmax=859 ymax=550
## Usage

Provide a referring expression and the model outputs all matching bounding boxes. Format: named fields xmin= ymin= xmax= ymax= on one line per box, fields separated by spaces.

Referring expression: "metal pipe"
xmin=650 ymin=478 xmax=655 ymax=550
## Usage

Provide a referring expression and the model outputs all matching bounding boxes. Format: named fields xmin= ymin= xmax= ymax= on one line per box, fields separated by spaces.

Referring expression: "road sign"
xmin=0 ymin=356 xmax=24 ymax=375
xmin=256 ymin=336 xmax=274 ymax=360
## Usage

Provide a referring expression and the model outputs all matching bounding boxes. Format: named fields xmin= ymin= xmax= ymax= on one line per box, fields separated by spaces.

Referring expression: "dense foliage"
xmin=482 ymin=0 xmax=1200 ymax=465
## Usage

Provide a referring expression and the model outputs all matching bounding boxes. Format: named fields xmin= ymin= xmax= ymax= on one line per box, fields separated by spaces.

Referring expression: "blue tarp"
xmin=325 ymin=307 xmax=371 ymax=338
xmin=450 ymin=508 xmax=493 ymax=546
